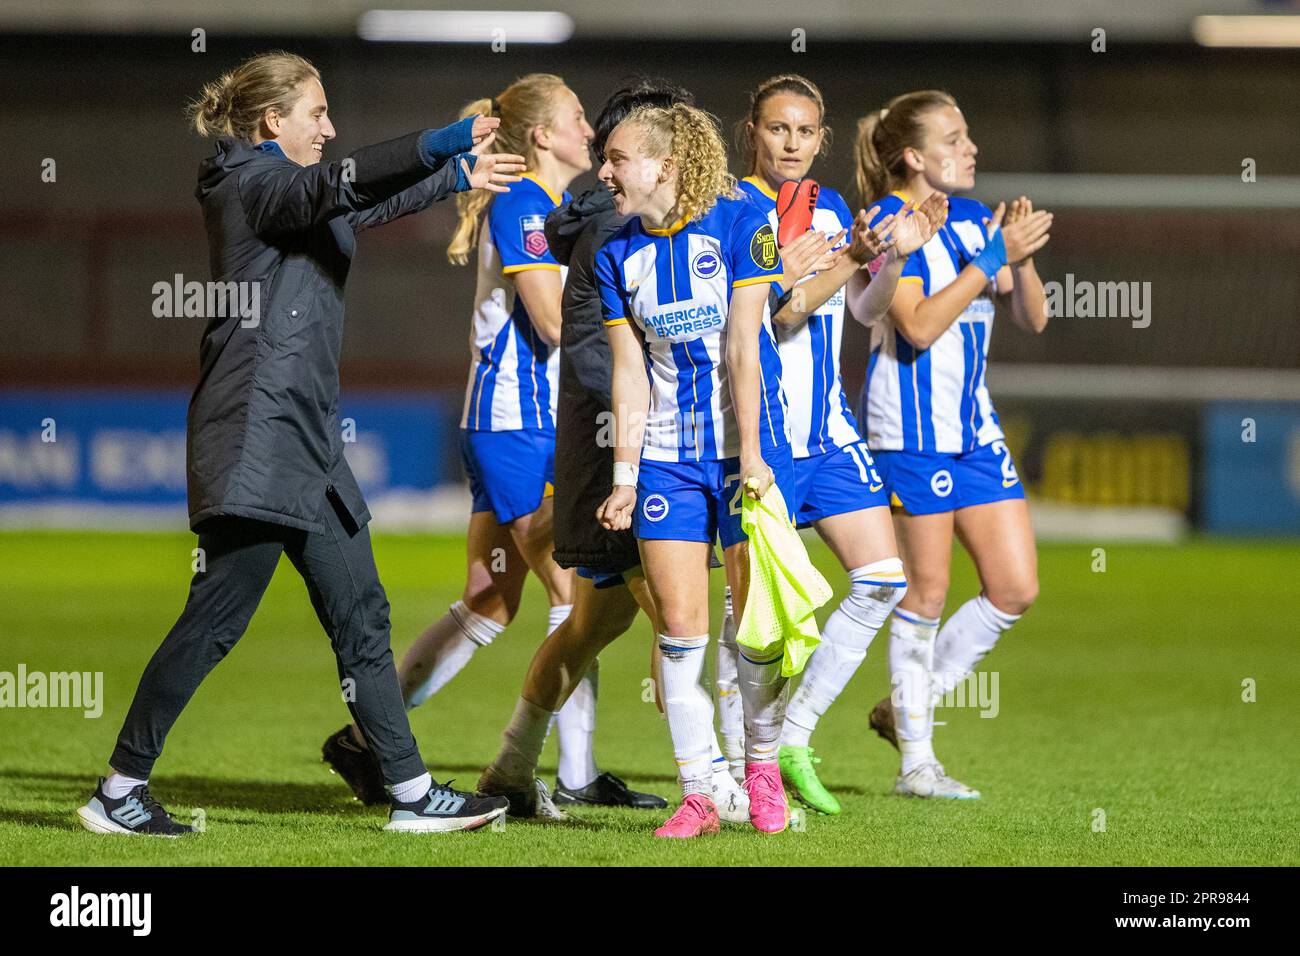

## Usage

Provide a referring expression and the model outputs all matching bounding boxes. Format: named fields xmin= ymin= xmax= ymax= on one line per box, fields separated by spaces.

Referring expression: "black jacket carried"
xmin=187 ymin=128 xmax=468 ymax=533
xmin=546 ymin=184 xmax=640 ymax=572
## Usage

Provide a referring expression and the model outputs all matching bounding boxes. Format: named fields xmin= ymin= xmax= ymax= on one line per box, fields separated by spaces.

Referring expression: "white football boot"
xmin=894 ymin=761 xmax=981 ymax=800
xmin=712 ymin=766 xmax=751 ymax=823
xmin=530 ymin=778 xmax=570 ymax=820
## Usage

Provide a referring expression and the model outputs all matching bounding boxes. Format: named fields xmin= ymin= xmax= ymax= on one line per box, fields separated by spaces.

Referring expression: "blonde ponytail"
xmin=447 ymin=98 xmax=496 ymax=266
xmin=447 ymin=73 xmax=570 ymax=266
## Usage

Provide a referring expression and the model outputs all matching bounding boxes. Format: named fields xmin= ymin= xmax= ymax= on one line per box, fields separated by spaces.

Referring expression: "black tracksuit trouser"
xmin=109 ymin=493 xmax=426 ymax=787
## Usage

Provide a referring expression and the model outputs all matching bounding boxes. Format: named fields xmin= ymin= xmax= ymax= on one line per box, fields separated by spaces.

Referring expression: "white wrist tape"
xmin=612 ymin=461 xmax=638 ymax=487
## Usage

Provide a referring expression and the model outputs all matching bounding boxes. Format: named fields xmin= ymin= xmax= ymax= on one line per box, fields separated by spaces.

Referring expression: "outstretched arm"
xmin=242 ymin=116 xmax=521 ymax=236
xmin=349 ymin=160 xmax=459 ymax=233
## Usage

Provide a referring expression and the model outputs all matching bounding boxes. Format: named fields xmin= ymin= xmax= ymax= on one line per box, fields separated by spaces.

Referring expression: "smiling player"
xmin=323 ymin=74 xmax=654 ymax=813
xmin=593 ymin=102 xmax=795 ymax=837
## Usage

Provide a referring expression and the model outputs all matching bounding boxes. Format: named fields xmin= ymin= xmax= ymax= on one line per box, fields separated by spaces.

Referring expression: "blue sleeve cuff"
xmin=452 ymin=153 xmax=475 ymax=192
xmin=970 ymin=228 xmax=1007 ymax=279
xmin=421 ymin=116 xmax=476 ymax=166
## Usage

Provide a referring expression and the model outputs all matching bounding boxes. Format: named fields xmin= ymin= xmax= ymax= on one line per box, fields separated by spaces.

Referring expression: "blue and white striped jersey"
xmin=594 ymin=194 xmax=789 ymax=464
xmin=862 ymin=192 xmax=1004 ymax=454
xmin=738 ymin=176 xmax=864 ymax=459
xmin=460 ymin=174 xmax=568 ymax=432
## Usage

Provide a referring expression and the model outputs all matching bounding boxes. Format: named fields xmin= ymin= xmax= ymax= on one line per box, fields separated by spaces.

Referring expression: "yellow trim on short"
xmin=502 ymin=263 xmax=562 ymax=275
xmin=732 ymin=275 xmax=777 ymax=288
xmin=520 ymin=172 xmax=562 ymax=206
xmin=898 ymin=276 xmax=925 ymax=284
xmin=890 ymin=492 xmax=904 ymax=508
xmin=603 ymin=317 xmax=629 ymax=327
xmin=644 ymin=215 xmax=690 ymax=236
xmin=742 ymin=175 xmax=780 ymax=201
xmin=543 ymin=481 xmax=555 ymax=499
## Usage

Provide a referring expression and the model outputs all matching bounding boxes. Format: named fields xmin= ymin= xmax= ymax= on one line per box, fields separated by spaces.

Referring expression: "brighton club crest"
xmin=520 ymin=214 xmax=549 ymax=258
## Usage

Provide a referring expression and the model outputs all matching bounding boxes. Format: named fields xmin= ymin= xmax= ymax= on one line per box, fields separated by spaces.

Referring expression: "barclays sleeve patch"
xmin=520 ymin=214 xmax=549 ymax=258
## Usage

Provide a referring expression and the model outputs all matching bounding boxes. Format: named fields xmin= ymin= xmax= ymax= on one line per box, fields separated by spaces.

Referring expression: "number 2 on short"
xmin=725 ymin=473 xmax=743 ymax=516
xmin=991 ymin=440 xmax=1018 ymax=482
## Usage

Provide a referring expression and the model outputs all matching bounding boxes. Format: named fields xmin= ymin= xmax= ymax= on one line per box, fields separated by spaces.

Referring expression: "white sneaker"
xmin=712 ymin=769 xmax=751 ymax=823
xmin=894 ymin=761 xmax=981 ymax=800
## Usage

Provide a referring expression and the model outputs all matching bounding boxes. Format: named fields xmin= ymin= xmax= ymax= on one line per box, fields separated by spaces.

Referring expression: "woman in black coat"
xmin=77 ymin=51 xmax=525 ymax=836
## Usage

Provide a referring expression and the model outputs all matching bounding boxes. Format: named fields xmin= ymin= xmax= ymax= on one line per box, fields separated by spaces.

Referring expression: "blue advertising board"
xmin=1202 ymin=402 xmax=1300 ymax=534
xmin=0 ymin=390 xmax=456 ymax=509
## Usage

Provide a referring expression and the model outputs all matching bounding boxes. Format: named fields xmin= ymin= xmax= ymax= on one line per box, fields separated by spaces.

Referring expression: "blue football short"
xmin=634 ymin=448 xmax=796 ymax=550
xmin=460 ymin=427 xmax=555 ymax=525
xmin=574 ymin=548 xmax=722 ymax=589
xmin=871 ymin=441 xmax=1025 ymax=516
xmin=575 ymin=563 xmax=639 ymax=589
xmin=793 ymin=442 xmax=892 ymax=528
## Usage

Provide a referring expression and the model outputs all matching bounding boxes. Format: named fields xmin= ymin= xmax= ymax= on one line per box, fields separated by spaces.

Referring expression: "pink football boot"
xmin=744 ymin=762 xmax=790 ymax=833
xmin=653 ymin=793 xmax=721 ymax=839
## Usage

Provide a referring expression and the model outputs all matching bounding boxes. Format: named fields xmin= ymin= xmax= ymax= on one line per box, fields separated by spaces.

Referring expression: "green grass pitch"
xmin=0 ymin=530 xmax=1296 ymax=866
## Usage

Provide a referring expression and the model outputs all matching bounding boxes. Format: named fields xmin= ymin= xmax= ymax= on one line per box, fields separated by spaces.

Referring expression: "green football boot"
xmin=778 ymin=745 xmax=841 ymax=815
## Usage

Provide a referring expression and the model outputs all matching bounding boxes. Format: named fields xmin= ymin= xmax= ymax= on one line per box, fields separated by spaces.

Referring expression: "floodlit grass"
xmin=0 ymin=531 xmax=1295 ymax=866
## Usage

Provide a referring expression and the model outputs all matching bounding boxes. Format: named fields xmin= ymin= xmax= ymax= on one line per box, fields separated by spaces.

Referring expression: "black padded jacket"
xmin=187 ymin=126 xmax=468 ymax=533
xmin=546 ymin=184 xmax=640 ymax=572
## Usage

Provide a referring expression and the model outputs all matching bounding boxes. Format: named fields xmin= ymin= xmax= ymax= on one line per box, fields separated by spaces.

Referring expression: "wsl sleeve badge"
xmin=520 ymin=214 xmax=549 ymax=258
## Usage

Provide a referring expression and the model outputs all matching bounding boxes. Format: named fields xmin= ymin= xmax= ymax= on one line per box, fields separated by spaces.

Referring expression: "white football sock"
xmin=491 ymin=696 xmax=553 ymax=786
xmin=738 ymin=646 xmax=789 ymax=763
xmin=538 ymin=604 xmax=599 ymax=791
xmin=931 ymin=594 xmax=1019 ymax=700
xmin=708 ymin=721 xmax=733 ymax=786
xmin=555 ymin=616 xmax=600 ymax=791
xmin=709 ymin=731 xmax=726 ymax=772
xmin=389 ymin=771 xmax=432 ymax=804
xmin=889 ymin=610 xmax=940 ymax=774
xmin=659 ymin=634 xmax=714 ymax=797
xmin=703 ymin=687 xmax=737 ymax=789
xmin=547 ymin=603 xmax=574 ymax=636
xmin=103 ymin=772 xmax=147 ymax=799
xmin=401 ymin=600 xmax=504 ymax=708
xmin=715 ymin=587 xmax=745 ymax=766
xmin=783 ymin=557 xmax=907 ymax=747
